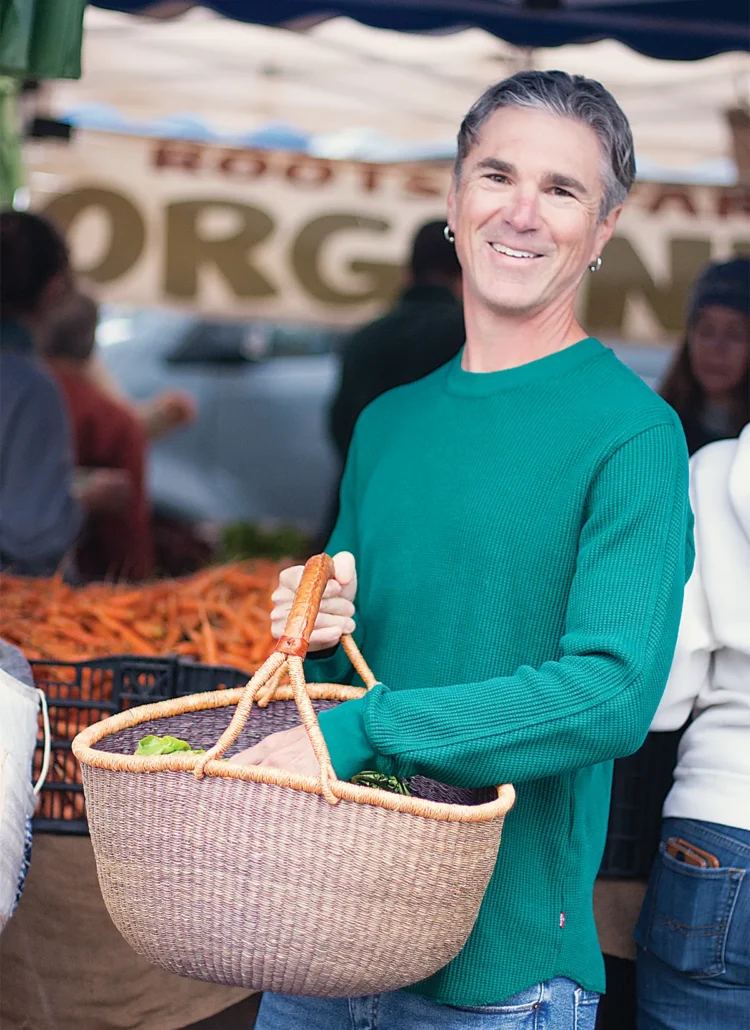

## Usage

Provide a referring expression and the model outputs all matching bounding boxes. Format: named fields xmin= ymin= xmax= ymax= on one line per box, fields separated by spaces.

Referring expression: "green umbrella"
xmin=0 ymin=0 xmax=86 ymax=80
xmin=0 ymin=0 xmax=85 ymax=205
xmin=0 ymin=76 xmax=24 ymax=206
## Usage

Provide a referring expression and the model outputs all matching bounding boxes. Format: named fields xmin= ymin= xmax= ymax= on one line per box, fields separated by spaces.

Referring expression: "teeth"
xmin=490 ymin=243 xmax=538 ymax=259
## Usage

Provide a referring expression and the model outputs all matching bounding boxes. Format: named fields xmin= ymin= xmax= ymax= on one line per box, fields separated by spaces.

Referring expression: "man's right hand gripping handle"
xmin=270 ymin=551 xmax=357 ymax=652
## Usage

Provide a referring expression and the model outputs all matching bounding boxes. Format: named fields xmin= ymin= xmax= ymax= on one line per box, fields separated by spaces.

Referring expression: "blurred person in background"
xmin=660 ymin=257 xmax=749 ymax=456
xmin=43 ymin=291 xmax=154 ymax=582
xmin=329 ymin=219 xmax=464 ymax=466
xmin=594 ymin=257 xmax=749 ymax=1030
xmin=79 ymin=311 xmax=205 ymax=576
xmin=634 ymin=422 xmax=750 ymax=1028
xmin=0 ymin=210 xmax=126 ymax=577
xmin=85 ymin=348 xmax=197 ymax=444
xmin=317 ymin=219 xmax=464 ymax=544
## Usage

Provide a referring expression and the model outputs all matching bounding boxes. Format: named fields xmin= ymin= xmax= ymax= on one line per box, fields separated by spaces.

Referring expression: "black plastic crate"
xmin=31 ymin=654 xmax=253 ymax=835
xmin=599 ymin=727 xmax=685 ymax=879
xmin=175 ymin=659 xmax=250 ymax=698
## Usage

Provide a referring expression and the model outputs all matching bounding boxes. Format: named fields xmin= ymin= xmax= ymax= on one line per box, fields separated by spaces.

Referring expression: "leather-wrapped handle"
xmin=274 ymin=553 xmax=336 ymax=659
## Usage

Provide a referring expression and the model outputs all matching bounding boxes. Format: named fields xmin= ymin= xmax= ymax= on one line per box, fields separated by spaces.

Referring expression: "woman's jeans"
xmin=254 ymin=977 xmax=599 ymax=1029
xmin=635 ymin=818 xmax=750 ymax=1030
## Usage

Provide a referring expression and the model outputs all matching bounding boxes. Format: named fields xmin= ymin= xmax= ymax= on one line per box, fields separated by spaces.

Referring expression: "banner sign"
xmin=27 ymin=130 xmax=750 ymax=342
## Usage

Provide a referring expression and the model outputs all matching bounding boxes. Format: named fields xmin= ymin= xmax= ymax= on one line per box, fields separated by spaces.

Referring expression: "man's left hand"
xmin=228 ymin=725 xmax=320 ymax=777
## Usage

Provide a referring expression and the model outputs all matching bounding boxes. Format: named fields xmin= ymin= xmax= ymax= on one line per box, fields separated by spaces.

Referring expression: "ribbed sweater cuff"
xmin=317 ymin=697 xmax=377 ymax=781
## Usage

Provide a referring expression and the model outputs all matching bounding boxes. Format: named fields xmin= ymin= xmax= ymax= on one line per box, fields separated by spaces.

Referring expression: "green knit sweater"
xmin=309 ymin=337 xmax=693 ymax=1006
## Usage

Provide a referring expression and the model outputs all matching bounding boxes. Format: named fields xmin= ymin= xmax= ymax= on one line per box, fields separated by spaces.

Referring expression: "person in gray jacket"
xmin=0 ymin=210 xmax=83 ymax=574
xmin=0 ymin=210 xmax=127 ymax=576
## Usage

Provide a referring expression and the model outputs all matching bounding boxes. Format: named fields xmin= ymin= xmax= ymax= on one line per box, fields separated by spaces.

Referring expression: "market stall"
xmin=2 ymin=5 xmax=747 ymax=1029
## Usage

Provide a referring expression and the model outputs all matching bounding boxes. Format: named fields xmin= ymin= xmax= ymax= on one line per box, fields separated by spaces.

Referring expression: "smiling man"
xmin=236 ymin=72 xmax=694 ymax=1030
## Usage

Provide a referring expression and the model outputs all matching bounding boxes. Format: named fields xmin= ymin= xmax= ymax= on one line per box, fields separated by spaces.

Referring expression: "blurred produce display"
xmin=0 ymin=561 xmax=282 ymax=668
xmin=221 ymin=522 xmax=310 ymax=563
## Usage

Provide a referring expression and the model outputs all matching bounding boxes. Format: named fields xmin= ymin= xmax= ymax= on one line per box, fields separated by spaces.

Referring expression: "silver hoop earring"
xmin=443 ymin=225 xmax=455 ymax=244
xmin=588 ymin=256 xmax=602 ymax=273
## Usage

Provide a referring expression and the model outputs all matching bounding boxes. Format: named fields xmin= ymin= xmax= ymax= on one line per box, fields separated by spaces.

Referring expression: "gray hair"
xmin=455 ymin=70 xmax=636 ymax=220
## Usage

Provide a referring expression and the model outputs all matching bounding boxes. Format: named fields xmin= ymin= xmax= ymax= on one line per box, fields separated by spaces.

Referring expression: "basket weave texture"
xmin=73 ymin=556 xmax=515 ymax=997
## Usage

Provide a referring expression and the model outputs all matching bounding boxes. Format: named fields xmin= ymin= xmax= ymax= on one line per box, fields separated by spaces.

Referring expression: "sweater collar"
xmin=444 ymin=337 xmax=606 ymax=397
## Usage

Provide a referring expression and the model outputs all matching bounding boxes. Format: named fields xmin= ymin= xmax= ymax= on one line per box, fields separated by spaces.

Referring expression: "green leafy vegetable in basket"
xmin=350 ymin=771 xmax=411 ymax=796
xmin=135 ymin=734 xmax=205 ymax=756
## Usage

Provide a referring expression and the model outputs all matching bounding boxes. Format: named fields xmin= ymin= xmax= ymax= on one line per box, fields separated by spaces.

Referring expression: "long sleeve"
xmin=0 ymin=370 xmax=83 ymax=573
xmin=319 ymin=423 xmax=693 ymax=785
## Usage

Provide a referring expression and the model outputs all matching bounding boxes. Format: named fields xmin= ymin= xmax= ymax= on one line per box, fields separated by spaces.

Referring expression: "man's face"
xmin=447 ymin=106 xmax=621 ymax=319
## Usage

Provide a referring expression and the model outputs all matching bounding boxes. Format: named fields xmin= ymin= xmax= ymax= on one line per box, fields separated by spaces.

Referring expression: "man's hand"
xmin=271 ymin=551 xmax=356 ymax=651
xmin=228 ymin=725 xmax=320 ymax=777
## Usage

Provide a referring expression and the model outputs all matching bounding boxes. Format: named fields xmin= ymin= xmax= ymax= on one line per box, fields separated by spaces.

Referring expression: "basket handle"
xmin=274 ymin=553 xmax=335 ymax=659
xmin=194 ymin=554 xmax=372 ymax=804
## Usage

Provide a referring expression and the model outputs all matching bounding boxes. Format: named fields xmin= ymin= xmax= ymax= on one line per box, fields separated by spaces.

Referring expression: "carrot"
xmin=45 ymin=615 xmax=98 ymax=649
xmin=0 ymin=561 xmax=283 ymax=742
xmin=163 ymin=593 xmax=181 ymax=651
xmin=84 ymin=608 xmax=159 ymax=655
xmin=197 ymin=606 xmax=218 ymax=665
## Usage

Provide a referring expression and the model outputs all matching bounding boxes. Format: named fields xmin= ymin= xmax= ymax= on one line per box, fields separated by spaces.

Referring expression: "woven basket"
xmin=73 ymin=555 xmax=515 ymax=998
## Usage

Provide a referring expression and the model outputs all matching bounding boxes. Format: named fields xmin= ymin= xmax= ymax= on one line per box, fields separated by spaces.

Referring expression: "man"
xmin=329 ymin=219 xmax=464 ymax=464
xmin=43 ymin=291 xmax=154 ymax=581
xmin=0 ymin=211 xmax=129 ymax=577
xmin=234 ymin=72 xmax=694 ymax=1029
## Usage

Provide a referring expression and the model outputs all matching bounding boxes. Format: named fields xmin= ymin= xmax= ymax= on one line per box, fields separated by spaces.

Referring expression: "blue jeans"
xmin=635 ymin=818 xmax=750 ymax=1030
xmin=254 ymin=978 xmax=599 ymax=1029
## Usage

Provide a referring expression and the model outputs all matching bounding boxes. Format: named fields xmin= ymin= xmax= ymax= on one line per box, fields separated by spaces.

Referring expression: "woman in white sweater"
xmin=635 ymin=424 xmax=750 ymax=1028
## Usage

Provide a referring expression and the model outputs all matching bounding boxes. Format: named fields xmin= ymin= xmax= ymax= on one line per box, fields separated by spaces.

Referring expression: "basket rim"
xmin=72 ymin=684 xmax=515 ymax=824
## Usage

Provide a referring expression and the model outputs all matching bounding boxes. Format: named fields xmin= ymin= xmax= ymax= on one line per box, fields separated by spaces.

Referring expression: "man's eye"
xmin=486 ymin=174 xmax=508 ymax=184
xmin=549 ymin=187 xmax=573 ymax=198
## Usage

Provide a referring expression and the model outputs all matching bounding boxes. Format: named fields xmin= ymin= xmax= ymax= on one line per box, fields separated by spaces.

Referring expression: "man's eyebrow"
xmin=474 ymin=158 xmax=515 ymax=175
xmin=542 ymin=172 xmax=588 ymax=196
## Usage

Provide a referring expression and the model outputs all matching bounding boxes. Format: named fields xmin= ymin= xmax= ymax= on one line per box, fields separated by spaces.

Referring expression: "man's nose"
xmin=503 ymin=189 xmax=540 ymax=233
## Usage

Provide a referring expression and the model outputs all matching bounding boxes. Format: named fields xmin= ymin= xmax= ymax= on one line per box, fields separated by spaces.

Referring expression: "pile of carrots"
xmin=1 ymin=562 xmax=285 ymax=824
xmin=0 ymin=560 xmax=282 ymax=669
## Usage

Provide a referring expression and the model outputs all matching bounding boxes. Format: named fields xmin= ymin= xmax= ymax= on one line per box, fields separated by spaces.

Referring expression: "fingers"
xmin=228 ymin=727 xmax=308 ymax=768
xmin=271 ymin=597 xmax=354 ymax=621
xmin=333 ymin=551 xmax=357 ymax=603
xmin=273 ymin=566 xmax=346 ymax=604
xmin=278 ymin=565 xmax=304 ymax=591
xmin=311 ymin=612 xmax=357 ymax=633
xmin=309 ymin=625 xmax=348 ymax=648
xmin=333 ymin=551 xmax=355 ymax=586
xmin=271 ymin=604 xmax=355 ymax=642
xmin=271 ymin=558 xmax=357 ymax=645
xmin=228 ymin=740 xmax=268 ymax=766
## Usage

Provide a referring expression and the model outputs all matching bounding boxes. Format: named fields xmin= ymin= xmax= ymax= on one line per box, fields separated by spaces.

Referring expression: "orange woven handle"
xmin=274 ymin=553 xmax=336 ymax=659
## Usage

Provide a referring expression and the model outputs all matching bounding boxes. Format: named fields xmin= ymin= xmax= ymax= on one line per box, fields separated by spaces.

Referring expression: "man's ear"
xmin=447 ymin=176 xmax=457 ymax=236
xmin=592 ymin=203 xmax=622 ymax=262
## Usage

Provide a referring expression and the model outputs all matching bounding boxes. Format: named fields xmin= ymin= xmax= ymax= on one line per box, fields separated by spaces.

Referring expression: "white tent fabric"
xmin=47 ymin=6 xmax=748 ymax=183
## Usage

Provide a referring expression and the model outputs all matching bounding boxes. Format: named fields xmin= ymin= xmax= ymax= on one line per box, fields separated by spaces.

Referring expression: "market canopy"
xmin=95 ymin=1 xmax=749 ymax=62
xmin=52 ymin=9 xmax=747 ymax=183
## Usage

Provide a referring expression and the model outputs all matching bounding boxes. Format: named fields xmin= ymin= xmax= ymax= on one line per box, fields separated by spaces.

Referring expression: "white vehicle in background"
xmin=97 ymin=308 xmax=675 ymax=531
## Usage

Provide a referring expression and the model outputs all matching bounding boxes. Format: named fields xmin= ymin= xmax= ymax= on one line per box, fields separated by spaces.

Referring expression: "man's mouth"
xmin=489 ymin=242 xmax=542 ymax=259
